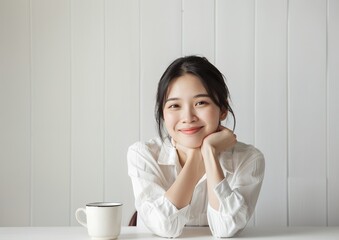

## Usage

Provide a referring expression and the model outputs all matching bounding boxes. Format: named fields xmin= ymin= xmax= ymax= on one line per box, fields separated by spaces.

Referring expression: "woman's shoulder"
xmin=234 ymin=141 xmax=263 ymax=155
xmin=128 ymin=137 xmax=164 ymax=156
xmin=127 ymin=137 xmax=174 ymax=173
xmin=232 ymin=141 xmax=265 ymax=164
xmin=219 ymin=142 xmax=264 ymax=176
xmin=128 ymin=137 xmax=162 ymax=150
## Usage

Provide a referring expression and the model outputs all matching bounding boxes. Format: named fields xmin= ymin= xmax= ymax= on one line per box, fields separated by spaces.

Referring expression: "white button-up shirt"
xmin=127 ymin=137 xmax=265 ymax=238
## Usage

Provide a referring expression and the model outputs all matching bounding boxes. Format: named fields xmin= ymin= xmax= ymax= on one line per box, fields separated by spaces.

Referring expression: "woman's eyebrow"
xmin=165 ymin=97 xmax=179 ymax=103
xmin=165 ymin=94 xmax=210 ymax=103
xmin=193 ymin=94 xmax=210 ymax=98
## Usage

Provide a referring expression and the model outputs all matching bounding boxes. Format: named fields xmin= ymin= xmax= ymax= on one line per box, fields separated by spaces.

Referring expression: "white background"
xmin=0 ymin=0 xmax=338 ymax=227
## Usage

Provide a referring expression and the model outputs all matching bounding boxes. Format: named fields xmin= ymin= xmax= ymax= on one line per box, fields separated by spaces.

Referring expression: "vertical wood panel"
xmin=288 ymin=0 xmax=327 ymax=226
xmin=0 ymin=0 xmax=31 ymax=226
xmin=255 ymin=0 xmax=288 ymax=226
xmin=182 ymin=0 xmax=215 ymax=62
xmin=31 ymin=0 xmax=71 ymax=225
xmin=105 ymin=0 xmax=140 ymax=225
xmin=216 ymin=0 xmax=255 ymax=226
xmin=328 ymin=0 xmax=339 ymax=226
xmin=140 ymin=0 xmax=182 ymax=142
xmin=216 ymin=0 xmax=255 ymax=145
xmin=70 ymin=0 xmax=105 ymax=225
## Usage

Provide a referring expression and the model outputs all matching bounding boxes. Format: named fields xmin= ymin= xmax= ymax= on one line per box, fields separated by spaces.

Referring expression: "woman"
xmin=127 ymin=55 xmax=265 ymax=238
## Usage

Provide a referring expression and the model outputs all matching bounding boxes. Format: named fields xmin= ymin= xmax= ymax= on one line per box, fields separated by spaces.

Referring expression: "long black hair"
xmin=155 ymin=55 xmax=236 ymax=140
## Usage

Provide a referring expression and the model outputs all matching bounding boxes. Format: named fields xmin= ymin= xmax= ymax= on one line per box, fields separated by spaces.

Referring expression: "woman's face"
xmin=163 ymin=73 xmax=226 ymax=148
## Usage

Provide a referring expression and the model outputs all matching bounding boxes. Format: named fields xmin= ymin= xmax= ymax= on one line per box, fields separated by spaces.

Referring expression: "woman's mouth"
xmin=179 ymin=127 xmax=203 ymax=135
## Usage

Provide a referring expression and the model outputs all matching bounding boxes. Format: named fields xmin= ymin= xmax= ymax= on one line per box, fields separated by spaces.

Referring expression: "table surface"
xmin=0 ymin=226 xmax=338 ymax=239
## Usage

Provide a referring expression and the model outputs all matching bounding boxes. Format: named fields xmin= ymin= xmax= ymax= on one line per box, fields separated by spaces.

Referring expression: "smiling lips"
xmin=179 ymin=126 xmax=203 ymax=135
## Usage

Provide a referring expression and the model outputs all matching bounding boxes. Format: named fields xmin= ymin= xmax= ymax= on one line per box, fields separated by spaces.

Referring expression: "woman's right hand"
xmin=172 ymin=138 xmax=205 ymax=178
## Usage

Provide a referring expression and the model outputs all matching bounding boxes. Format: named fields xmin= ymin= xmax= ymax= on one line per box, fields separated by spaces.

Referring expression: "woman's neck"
xmin=176 ymin=149 xmax=187 ymax=167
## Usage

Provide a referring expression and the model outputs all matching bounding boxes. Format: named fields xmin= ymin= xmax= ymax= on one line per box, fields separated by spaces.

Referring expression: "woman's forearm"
xmin=165 ymin=153 xmax=205 ymax=209
xmin=202 ymin=146 xmax=225 ymax=210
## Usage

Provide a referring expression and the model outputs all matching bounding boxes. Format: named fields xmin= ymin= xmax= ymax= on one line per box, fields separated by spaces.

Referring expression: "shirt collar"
xmin=158 ymin=137 xmax=178 ymax=166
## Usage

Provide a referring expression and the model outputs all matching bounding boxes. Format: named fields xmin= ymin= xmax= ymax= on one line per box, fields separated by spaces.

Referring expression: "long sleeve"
xmin=127 ymin=141 xmax=191 ymax=238
xmin=207 ymin=149 xmax=265 ymax=237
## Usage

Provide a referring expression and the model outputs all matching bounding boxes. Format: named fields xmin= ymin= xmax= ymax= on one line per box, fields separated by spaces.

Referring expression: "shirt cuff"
xmin=141 ymin=196 xmax=191 ymax=238
xmin=214 ymin=178 xmax=232 ymax=200
xmin=148 ymin=195 xmax=190 ymax=222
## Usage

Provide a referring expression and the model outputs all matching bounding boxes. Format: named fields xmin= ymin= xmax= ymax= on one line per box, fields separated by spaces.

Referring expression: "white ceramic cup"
xmin=75 ymin=202 xmax=123 ymax=240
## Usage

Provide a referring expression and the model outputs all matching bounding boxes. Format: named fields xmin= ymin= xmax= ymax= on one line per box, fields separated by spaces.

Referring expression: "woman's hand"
xmin=202 ymin=126 xmax=237 ymax=156
xmin=171 ymin=138 xmax=205 ymax=178
xmin=165 ymin=138 xmax=205 ymax=209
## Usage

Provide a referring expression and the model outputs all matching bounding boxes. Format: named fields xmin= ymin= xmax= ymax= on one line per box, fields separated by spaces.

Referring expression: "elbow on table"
xmin=142 ymin=217 xmax=184 ymax=238
xmin=150 ymin=226 xmax=183 ymax=239
xmin=209 ymin=212 xmax=248 ymax=238
xmin=211 ymin=227 xmax=243 ymax=238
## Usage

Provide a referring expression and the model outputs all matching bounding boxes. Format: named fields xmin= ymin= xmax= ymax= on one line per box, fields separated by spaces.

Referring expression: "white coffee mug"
xmin=75 ymin=202 xmax=123 ymax=240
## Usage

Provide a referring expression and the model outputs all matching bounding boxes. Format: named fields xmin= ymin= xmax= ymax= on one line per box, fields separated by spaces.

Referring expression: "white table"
xmin=0 ymin=226 xmax=338 ymax=239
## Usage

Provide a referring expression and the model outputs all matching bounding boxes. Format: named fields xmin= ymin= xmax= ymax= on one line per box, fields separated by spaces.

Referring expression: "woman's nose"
xmin=181 ymin=107 xmax=198 ymax=123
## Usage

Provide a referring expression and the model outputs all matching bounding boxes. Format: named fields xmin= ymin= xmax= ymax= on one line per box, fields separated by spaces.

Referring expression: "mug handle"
xmin=75 ymin=208 xmax=87 ymax=228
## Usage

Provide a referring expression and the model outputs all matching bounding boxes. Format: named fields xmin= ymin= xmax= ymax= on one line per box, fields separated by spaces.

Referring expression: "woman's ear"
xmin=220 ymin=109 xmax=228 ymax=121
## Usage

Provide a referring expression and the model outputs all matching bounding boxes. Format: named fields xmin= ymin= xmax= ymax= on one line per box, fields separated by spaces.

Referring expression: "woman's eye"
xmin=168 ymin=104 xmax=179 ymax=109
xmin=196 ymin=101 xmax=207 ymax=106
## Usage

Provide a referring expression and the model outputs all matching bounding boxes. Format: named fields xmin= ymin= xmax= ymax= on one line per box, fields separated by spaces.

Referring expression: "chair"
xmin=128 ymin=211 xmax=138 ymax=226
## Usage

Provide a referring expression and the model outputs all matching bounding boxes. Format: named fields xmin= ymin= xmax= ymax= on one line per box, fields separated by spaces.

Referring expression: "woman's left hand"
xmin=201 ymin=126 xmax=237 ymax=155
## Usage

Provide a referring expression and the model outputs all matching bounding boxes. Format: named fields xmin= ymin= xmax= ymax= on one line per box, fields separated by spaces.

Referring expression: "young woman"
xmin=127 ymin=56 xmax=265 ymax=238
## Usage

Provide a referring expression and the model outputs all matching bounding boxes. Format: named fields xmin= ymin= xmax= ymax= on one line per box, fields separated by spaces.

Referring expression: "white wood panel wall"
xmin=328 ymin=0 xmax=339 ymax=227
xmin=70 ymin=0 xmax=105 ymax=226
xmin=288 ymin=0 xmax=328 ymax=226
xmin=30 ymin=0 xmax=71 ymax=225
xmin=0 ymin=0 xmax=31 ymax=225
xmin=0 ymin=0 xmax=338 ymax=227
xmin=255 ymin=0 xmax=288 ymax=226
